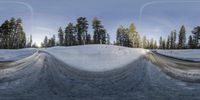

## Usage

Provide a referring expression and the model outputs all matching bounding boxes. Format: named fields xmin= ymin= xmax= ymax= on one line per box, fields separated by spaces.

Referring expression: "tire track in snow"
xmin=0 ymin=51 xmax=199 ymax=99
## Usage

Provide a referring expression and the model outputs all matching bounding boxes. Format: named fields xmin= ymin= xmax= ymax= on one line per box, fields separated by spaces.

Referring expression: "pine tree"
xmin=65 ymin=23 xmax=76 ymax=46
xmin=150 ymin=38 xmax=154 ymax=49
xmin=167 ymin=35 xmax=170 ymax=49
xmin=191 ymin=26 xmax=200 ymax=48
xmin=169 ymin=30 xmax=177 ymax=49
xmin=106 ymin=33 xmax=110 ymax=45
xmin=44 ymin=36 xmax=48 ymax=48
xmin=14 ymin=18 xmax=26 ymax=49
xmin=127 ymin=23 xmax=141 ymax=48
xmin=142 ymin=36 xmax=147 ymax=49
xmin=52 ymin=35 xmax=56 ymax=46
xmin=153 ymin=40 xmax=157 ymax=49
xmin=188 ymin=35 xmax=194 ymax=49
xmin=86 ymin=34 xmax=91 ymax=44
xmin=159 ymin=36 xmax=163 ymax=49
xmin=128 ymin=23 xmax=137 ymax=47
xmin=58 ymin=27 xmax=64 ymax=46
xmin=162 ymin=39 xmax=166 ymax=49
xmin=76 ymin=17 xmax=88 ymax=45
xmin=26 ymin=35 xmax=32 ymax=47
xmin=92 ymin=17 xmax=107 ymax=44
xmin=99 ymin=28 xmax=107 ymax=44
xmin=1 ymin=20 xmax=11 ymax=49
xmin=116 ymin=26 xmax=130 ymax=47
xmin=116 ymin=26 xmax=123 ymax=46
xmin=30 ymin=35 xmax=32 ymax=47
xmin=92 ymin=17 xmax=102 ymax=44
xmin=178 ymin=25 xmax=186 ymax=49
xmin=134 ymin=32 xmax=141 ymax=48
xmin=173 ymin=30 xmax=177 ymax=49
xmin=10 ymin=17 xmax=16 ymax=48
xmin=0 ymin=18 xmax=26 ymax=49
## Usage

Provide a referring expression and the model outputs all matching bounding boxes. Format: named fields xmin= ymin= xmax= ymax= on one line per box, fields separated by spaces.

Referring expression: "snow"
xmin=42 ymin=45 xmax=147 ymax=72
xmin=0 ymin=48 xmax=37 ymax=62
xmin=156 ymin=49 xmax=200 ymax=61
xmin=1 ymin=45 xmax=200 ymax=99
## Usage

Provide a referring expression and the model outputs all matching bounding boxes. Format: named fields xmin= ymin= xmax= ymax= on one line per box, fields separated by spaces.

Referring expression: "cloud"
xmin=35 ymin=27 xmax=57 ymax=34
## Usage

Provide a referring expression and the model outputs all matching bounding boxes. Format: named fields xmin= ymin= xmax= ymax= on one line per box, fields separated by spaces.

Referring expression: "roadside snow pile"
xmin=0 ymin=48 xmax=37 ymax=62
xmin=43 ymin=45 xmax=146 ymax=72
xmin=156 ymin=49 xmax=200 ymax=61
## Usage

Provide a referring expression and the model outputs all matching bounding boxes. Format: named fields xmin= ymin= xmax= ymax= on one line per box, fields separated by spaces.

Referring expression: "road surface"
xmin=0 ymin=51 xmax=200 ymax=100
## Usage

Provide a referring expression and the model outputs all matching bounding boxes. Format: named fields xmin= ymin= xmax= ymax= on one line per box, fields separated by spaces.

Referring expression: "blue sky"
xmin=0 ymin=0 xmax=200 ymax=46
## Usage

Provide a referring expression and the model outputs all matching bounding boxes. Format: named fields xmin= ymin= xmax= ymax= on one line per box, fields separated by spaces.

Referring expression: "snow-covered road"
xmin=0 ymin=47 xmax=200 ymax=100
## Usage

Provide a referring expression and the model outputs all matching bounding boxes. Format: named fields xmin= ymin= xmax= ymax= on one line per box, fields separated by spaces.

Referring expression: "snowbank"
xmin=0 ymin=48 xmax=37 ymax=62
xmin=156 ymin=49 xmax=200 ymax=61
xmin=43 ymin=45 xmax=146 ymax=72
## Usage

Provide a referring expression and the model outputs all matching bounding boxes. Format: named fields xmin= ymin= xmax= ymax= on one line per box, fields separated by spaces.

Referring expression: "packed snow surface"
xmin=156 ymin=49 xmax=200 ymax=61
xmin=0 ymin=48 xmax=37 ymax=62
xmin=43 ymin=45 xmax=146 ymax=72
xmin=0 ymin=45 xmax=200 ymax=99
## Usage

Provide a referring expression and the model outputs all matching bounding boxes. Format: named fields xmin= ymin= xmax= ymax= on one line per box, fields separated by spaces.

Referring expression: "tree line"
xmin=0 ymin=18 xmax=33 ymax=49
xmin=0 ymin=18 xmax=27 ymax=49
xmin=0 ymin=17 xmax=199 ymax=49
xmin=41 ymin=17 xmax=110 ymax=47
xmin=159 ymin=25 xmax=200 ymax=49
xmin=115 ymin=23 xmax=157 ymax=49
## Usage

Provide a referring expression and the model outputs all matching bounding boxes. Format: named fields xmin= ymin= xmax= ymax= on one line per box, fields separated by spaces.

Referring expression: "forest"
xmin=0 ymin=17 xmax=200 ymax=49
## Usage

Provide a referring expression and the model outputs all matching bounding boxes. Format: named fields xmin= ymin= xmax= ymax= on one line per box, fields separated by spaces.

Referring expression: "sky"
xmin=0 ymin=0 xmax=200 ymax=46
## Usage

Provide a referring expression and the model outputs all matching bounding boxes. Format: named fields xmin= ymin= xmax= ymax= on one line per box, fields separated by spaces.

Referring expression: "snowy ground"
xmin=42 ymin=45 xmax=146 ymax=72
xmin=156 ymin=49 xmax=200 ymax=61
xmin=0 ymin=48 xmax=37 ymax=62
xmin=0 ymin=45 xmax=200 ymax=99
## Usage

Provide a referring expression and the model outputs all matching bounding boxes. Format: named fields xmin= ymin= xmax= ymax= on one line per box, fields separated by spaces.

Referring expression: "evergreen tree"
xmin=142 ymin=36 xmax=147 ymax=49
xmin=92 ymin=17 xmax=107 ymax=44
xmin=16 ymin=18 xmax=26 ymax=48
xmin=153 ymin=40 xmax=157 ymax=49
xmin=44 ymin=36 xmax=48 ymax=48
xmin=99 ymin=28 xmax=107 ymax=44
xmin=86 ymin=34 xmax=91 ymax=44
xmin=162 ymin=39 xmax=166 ymax=49
xmin=116 ymin=26 xmax=130 ymax=47
xmin=150 ymin=38 xmax=154 ymax=49
xmin=30 ymin=35 xmax=32 ymax=46
xmin=26 ymin=35 xmax=32 ymax=47
xmin=127 ymin=23 xmax=141 ymax=48
xmin=92 ymin=17 xmax=102 ymax=44
xmin=10 ymin=17 xmax=16 ymax=48
xmin=106 ymin=33 xmax=110 ymax=45
xmin=76 ymin=17 xmax=88 ymax=45
xmin=65 ymin=23 xmax=76 ymax=46
xmin=191 ymin=26 xmax=200 ymax=48
xmin=188 ymin=35 xmax=194 ymax=49
xmin=178 ymin=25 xmax=186 ymax=49
xmin=0 ymin=20 xmax=11 ymax=49
xmin=167 ymin=35 xmax=170 ymax=49
xmin=170 ymin=31 xmax=176 ymax=49
xmin=128 ymin=23 xmax=137 ymax=47
xmin=173 ymin=30 xmax=177 ymax=49
xmin=134 ymin=32 xmax=141 ymax=48
xmin=159 ymin=36 xmax=163 ymax=49
xmin=116 ymin=26 xmax=123 ymax=46
xmin=0 ymin=18 xmax=26 ymax=49
xmin=58 ymin=27 xmax=64 ymax=46
xmin=52 ymin=35 xmax=56 ymax=46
